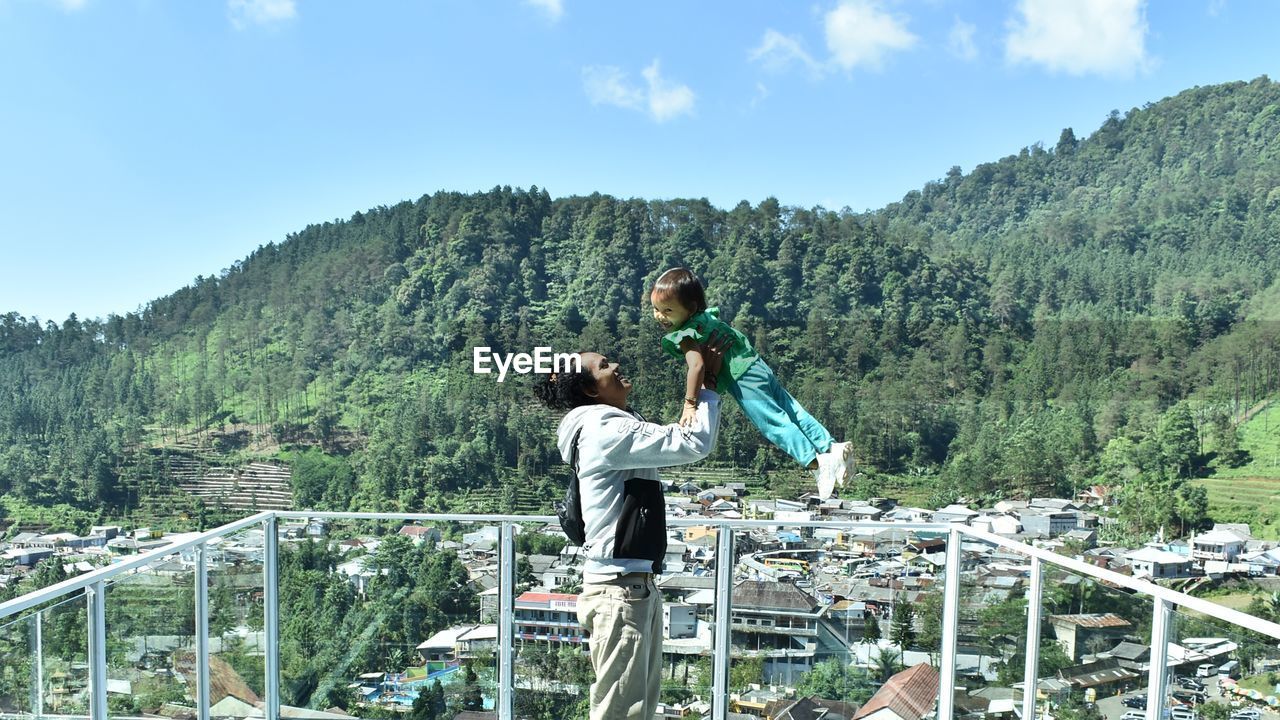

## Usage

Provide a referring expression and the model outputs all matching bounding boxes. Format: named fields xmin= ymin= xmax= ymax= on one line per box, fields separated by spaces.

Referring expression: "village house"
xmin=1056 ymin=658 xmax=1140 ymax=695
xmin=1060 ymin=528 xmax=1097 ymax=549
xmin=845 ymin=502 xmax=885 ymax=522
xmin=416 ymin=624 xmax=480 ymax=663
xmin=1047 ymin=613 xmax=1133 ymax=662
xmin=1018 ymin=510 xmax=1079 ymax=538
xmin=397 ymin=524 xmax=442 ymax=545
xmin=732 ymin=580 xmax=826 ymax=684
xmin=1123 ymin=546 xmax=1193 ymax=579
xmin=1104 ymin=641 xmax=1151 ymax=672
xmin=767 ymin=696 xmax=863 ymax=720
xmin=851 ymin=663 xmax=939 ymax=720
xmin=514 ymin=591 xmax=584 ymax=646
xmin=932 ymin=505 xmax=979 ymax=525
xmin=1191 ymin=529 xmax=1248 ymax=564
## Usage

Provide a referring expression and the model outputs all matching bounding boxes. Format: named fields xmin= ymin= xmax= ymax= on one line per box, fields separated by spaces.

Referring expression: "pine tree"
xmin=862 ymin=613 xmax=882 ymax=644
xmin=889 ymin=595 xmax=917 ymax=650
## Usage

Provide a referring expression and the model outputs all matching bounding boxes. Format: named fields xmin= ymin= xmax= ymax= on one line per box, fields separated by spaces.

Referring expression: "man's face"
xmin=650 ymin=292 xmax=692 ymax=330
xmin=579 ymin=352 xmax=631 ymax=408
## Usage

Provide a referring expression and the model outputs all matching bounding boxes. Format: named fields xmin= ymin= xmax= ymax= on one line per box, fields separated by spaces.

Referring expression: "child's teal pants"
xmin=728 ymin=359 xmax=835 ymax=466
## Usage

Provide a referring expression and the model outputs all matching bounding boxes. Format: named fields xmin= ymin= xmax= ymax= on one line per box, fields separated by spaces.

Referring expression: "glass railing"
xmin=3 ymin=511 xmax=1280 ymax=720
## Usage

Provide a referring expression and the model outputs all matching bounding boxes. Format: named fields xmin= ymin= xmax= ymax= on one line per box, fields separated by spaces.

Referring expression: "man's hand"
xmin=696 ymin=329 xmax=734 ymax=390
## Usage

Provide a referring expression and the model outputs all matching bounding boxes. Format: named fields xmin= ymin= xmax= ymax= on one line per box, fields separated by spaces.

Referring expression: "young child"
xmin=649 ymin=267 xmax=853 ymax=497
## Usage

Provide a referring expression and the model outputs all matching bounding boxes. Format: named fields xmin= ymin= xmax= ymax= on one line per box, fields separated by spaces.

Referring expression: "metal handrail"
xmin=4 ymin=508 xmax=1280 ymax=720
xmin=961 ymin=524 xmax=1280 ymax=641
xmin=8 ymin=510 xmax=1278 ymax=637
xmin=0 ymin=511 xmax=272 ymax=621
xmin=273 ymin=509 xmax=954 ymax=532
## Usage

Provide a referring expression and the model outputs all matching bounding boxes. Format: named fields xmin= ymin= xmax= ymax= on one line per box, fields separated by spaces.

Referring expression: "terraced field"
xmin=1197 ymin=476 xmax=1280 ymax=538
xmin=1196 ymin=400 xmax=1280 ymax=539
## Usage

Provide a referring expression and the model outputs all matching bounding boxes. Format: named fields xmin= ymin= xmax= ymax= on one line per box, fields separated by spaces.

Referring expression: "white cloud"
xmin=525 ymin=0 xmax=563 ymax=22
xmin=228 ymin=0 xmax=296 ymax=29
xmin=947 ymin=18 xmax=977 ymax=61
xmin=823 ymin=0 xmax=918 ymax=71
xmin=582 ymin=65 xmax=645 ymax=111
xmin=1005 ymin=0 xmax=1151 ymax=77
xmin=642 ymin=60 xmax=695 ymax=122
xmin=750 ymin=29 xmax=822 ymax=74
xmin=582 ymin=60 xmax=695 ymax=123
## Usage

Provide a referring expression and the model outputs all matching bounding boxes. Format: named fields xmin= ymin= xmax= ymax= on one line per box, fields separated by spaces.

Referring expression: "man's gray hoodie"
xmin=556 ymin=389 xmax=721 ymax=580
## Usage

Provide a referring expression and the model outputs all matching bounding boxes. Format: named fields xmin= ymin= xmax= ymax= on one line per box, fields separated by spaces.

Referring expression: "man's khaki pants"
xmin=577 ymin=574 xmax=663 ymax=720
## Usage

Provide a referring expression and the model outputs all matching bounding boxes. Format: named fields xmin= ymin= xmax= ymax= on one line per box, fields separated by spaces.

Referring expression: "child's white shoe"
xmin=828 ymin=442 xmax=853 ymax=487
xmin=814 ymin=452 xmax=839 ymax=499
xmin=824 ymin=438 xmax=855 ymax=486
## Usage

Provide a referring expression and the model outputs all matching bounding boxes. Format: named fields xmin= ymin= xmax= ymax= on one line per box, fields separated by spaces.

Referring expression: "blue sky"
xmin=2 ymin=0 xmax=1278 ymax=323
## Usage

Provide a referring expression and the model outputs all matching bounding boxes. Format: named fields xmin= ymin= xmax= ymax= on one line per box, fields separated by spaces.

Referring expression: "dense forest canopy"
xmin=2 ymin=77 xmax=1279 ymax=538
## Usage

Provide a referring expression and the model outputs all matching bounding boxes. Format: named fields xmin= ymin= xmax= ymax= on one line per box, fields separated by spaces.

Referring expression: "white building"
xmin=1191 ymin=530 xmax=1247 ymax=563
xmin=1124 ymin=546 xmax=1193 ymax=579
xmin=971 ymin=514 xmax=1022 ymax=536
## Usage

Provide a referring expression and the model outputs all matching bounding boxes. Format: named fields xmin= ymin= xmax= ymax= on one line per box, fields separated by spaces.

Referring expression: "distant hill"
xmin=2 ymin=77 xmax=1279 ymax=536
xmin=879 ymin=77 xmax=1280 ymax=319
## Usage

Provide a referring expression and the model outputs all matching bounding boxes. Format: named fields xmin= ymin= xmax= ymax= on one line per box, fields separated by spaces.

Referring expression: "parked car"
xmin=1170 ymin=707 xmax=1197 ymax=720
xmin=1123 ymin=696 xmax=1148 ymax=709
xmin=1173 ymin=690 xmax=1207 ymax=705
xmin=1122 ymin=712 xmax=1146 ymax=720
xmin=1197 ymin=663 xmax=1219 ymax=677
xmin=1178 ymin=677 xmax=1206 ymax=690
xmin=1230 ymin=709 xmax=1261 ymax=720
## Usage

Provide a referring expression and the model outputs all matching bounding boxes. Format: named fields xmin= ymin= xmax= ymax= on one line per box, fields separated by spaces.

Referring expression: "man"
xmin=534 ymin=337 xmax=727 ymax=720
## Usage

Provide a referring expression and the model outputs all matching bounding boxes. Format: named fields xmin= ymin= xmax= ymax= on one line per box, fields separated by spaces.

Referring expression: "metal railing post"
xmin=1022 ymin=557 xmax=1044 ymax=720
xmin=30 ymin=608 xmax=44 ymax=717
xmin=87 ymin=581 xmax=107 ymax=720
xmin=499 ymin=522 xmax=516 ymax=720
xmin=938 ymin=528 xmax=962 ymax=720
xmin=1145 ymin=599 xmax=1173 ymax=720
xmin=264 ymin=515 xmax=280 ymax=720
xmin=711 ymin=525 xmax=735 ymax=720
xmin=196 ymin=543 xmax=211 ymax=720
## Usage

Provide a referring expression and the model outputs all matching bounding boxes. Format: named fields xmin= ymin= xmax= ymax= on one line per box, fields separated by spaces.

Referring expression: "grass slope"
xmin=1198 ymin=400 xmax=1280 ymax=539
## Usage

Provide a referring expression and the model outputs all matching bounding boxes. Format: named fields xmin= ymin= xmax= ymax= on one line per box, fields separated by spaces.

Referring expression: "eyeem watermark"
xmin=473 ymin=347 xmax=582 ymax=382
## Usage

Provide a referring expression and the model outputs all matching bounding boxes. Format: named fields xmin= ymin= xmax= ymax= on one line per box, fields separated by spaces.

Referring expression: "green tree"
xmin=871 ymin=646 xmax=902 ymax=683
xmin=996 ymin=640 xmax=1072 ymax=685
xmin=1158 ymin=402 xmax=1199 ymax=478
xmin=862 ymin=614 xmax=882 ymax=645
xmin=517 ymin=557 xmax=535 ymax=589
xmin=730 ymin=656 xmax=764 ymax=693
xmin=916 ymin=593 xmax=944 ymax=661
xmin=1201 ymin=702 xmax=1230 ymax=720
xmin=796 ymin=658 xmax=876 ymax=703
xmin=460 ymin=661 xmax=484 ymax=712
xmin=1210 ymin=415 xmax=1248 ymax=468
xmin=889 ymin=596 xmax=917 ymax=651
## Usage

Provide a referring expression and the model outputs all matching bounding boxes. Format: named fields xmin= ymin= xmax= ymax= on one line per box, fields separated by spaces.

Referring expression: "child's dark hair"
xmin=651 ymin=267 xmax=708 ymax=315
xmin=534 ymin=362 xmax=598 ymax=410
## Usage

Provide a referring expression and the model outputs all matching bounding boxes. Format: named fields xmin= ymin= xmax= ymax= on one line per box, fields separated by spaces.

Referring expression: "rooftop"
xmin=853 ymin=663 xmax=940 ymax=720
xmin=1046 ymin=613 xmax=1132 ymax=629
xmin=733 ymin=579 xmax=820 ymax=612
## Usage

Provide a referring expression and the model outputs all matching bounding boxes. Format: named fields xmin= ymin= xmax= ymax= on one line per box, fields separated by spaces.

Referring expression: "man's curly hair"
xmin=533 ymin=361 xmax=597 ymax=410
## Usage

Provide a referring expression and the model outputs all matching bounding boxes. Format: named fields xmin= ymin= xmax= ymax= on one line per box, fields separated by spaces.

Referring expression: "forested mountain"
xmin=3 ymin=77 xmax=1280 ymax=538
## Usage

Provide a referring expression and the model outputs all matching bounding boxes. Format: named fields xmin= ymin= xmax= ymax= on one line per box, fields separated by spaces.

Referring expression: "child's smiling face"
xmin=650 ymin=291 xmax=692 ymax=330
